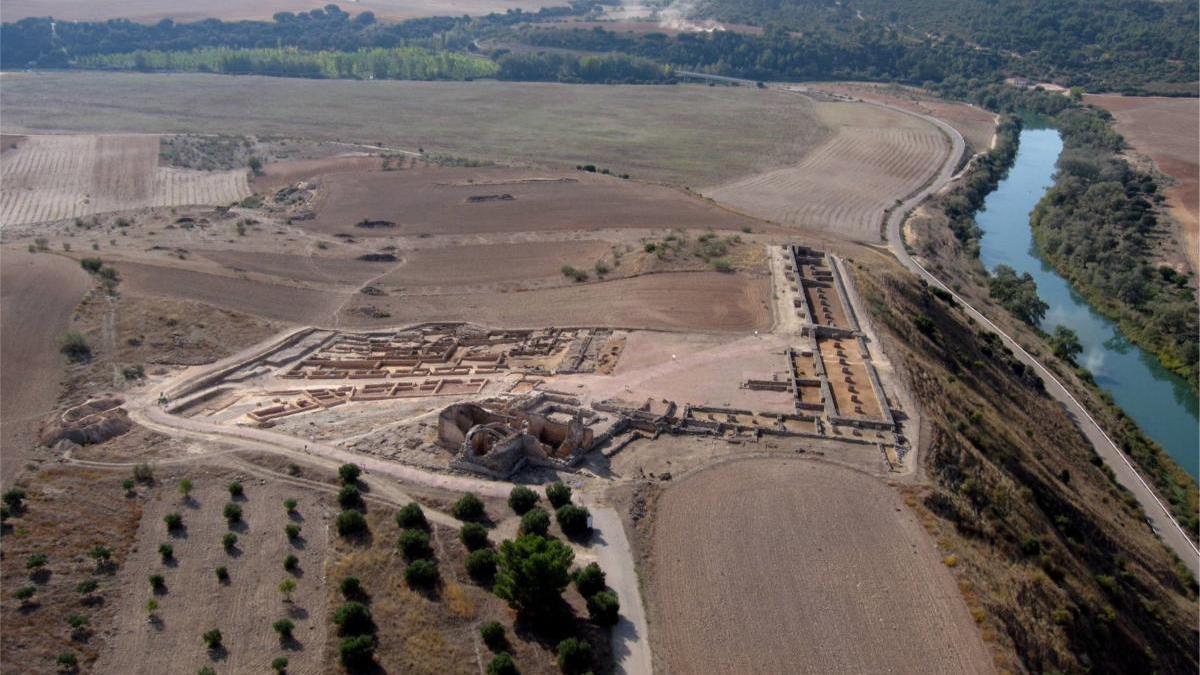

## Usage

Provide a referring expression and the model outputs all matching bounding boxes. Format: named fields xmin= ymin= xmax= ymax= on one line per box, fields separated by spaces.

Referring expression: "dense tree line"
xmin=940 ymin=115 xmax=1021 ymax=252
xmin=78 ymin=46 xmax=499 ymax=80
xmin=496 ymin=51 xmax=672 ymax=83
xmin=1031 ymin=114 xmax=1199 ymax=388
xmin=695 ymin=0 xmax=1198 ymax=93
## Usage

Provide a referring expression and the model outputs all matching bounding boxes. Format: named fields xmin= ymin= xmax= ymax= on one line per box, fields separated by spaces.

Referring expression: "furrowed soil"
xmin=814 ymin=82 xmax=998 ymax=154
xmin=1084 ymin=94 xmax=1200 ymax=274
xmin=0 ymin=73 xmax=831 ymax=188
xmin=647 ymin=457 xmax=994 ymax=674
xmin=0 ymin=251 xmax=92 ymax=481
xmin=704 ymin=100 xmax=951 ymax=241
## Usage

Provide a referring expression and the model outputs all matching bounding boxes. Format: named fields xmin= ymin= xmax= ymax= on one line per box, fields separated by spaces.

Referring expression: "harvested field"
xmin=0 ymin=250 xmax=92 ymax=480
xmin=647 ymin=458 xmax=993 ymax=674
xmin=0 ymin=73 xmax=831 ymax=187
xmin=201 ymin=250 xmax=385 ymax=287
xmin=0 ymin=134 xmax=250 ymax=227
xmin=337 ymin=271 xmax=773 ymax=332
xmin=1084 ymin=94 xmax=1200 ymax=273
xmin=253 ymin=155 xmax=382 ymax=192
xmin=0 ymin=0 xmax=559 ymax=23
xmin=95 ymin=472 xmax=329 ymax=674
xmin=307 ymin=167 xmax=758 ymax=237
xmin=705 ymin=101 xmax=950 ymax=241
xmin=117 ymin=261 xmax=346 ymax=325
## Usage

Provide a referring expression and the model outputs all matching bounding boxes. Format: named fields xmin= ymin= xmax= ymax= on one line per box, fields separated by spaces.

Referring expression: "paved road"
xmin=876 ymin=102 xmax=1200 ymax=574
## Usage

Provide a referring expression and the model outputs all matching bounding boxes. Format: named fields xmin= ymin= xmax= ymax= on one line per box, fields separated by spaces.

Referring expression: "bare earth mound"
xmin=705 ymin=101 xmax=950 ymax=241
xmin=0 ymin=134 xmax=250 ymax=226
xmin=1084 ymin=94 xmax=1200 ymax=273
xmin=648 ymin=458 xmax=994 ymax=674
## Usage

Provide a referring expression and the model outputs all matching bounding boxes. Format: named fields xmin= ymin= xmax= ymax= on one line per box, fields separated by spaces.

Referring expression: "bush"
xmin=80 ymin=257 xmax=103 ymax=273
xmin=545 ymin=482 xmax=572 ymax=508
xmin=271 ymin=656 xmax=289 ymax=673
xmin=487 ymin=652 xmax=519 ymax=675
xmin=67 ymin=613 xmax=89 ymax=629
xmin=56 ymin=652 xmax=78 ymax=670
xmin=560 ymin=265 xmax=588 ymax=282
xmin=283 ymin=554 xmax=299 ymax=572
xmin=75 ymin=579 xmax=98 ymax=596
xmin=460 ymin=522 xmax=489 ymax=551
xmin=202 ymin=628 xmax=223 ymax=649
xmin=198 ymin=668 xmax=215 ymax=675
xmin=278 ymin=578 xmax=297 ymax=601
xmin=177 ymin=479 xmax=193 ymax=498
xmin=398 ymin=528 xmax=432 ymax=560
xmin=338 ymin=463 xmax=361 ymax=485
xmin=555 ymin=505 xmax=591 ymax=538
xmin=586 ymin=590 xmax=620 ymax=625
xmin=164 ymin=512 xmax=183 ymax=531
xmin=14 ymin=585 xmax=35 ymax=601
xmin=223 ymin=502 xmax=242 ymax=524
xmin=452 ymin=492 xmax=485 ymax=521
xmin=337 ymin=484 xmax=362 ymax=509
xmin=711 ymin=258 xmax=732 ymax=272
xmin=336 ymin=510 xmax=367 ymax=536
xmin=132 ymin=463 xmax=154 ymax=483
xmin=466 ymin=548 xmax=498 ymax=584
xmin=494 ymin=535 xmax=574 ymax=616
xmin=285 ymin=523 xmax=301 ymax=540
xmin=273 ymin=617 xmax=295 ymax=640
xmin=222 ymin=532 xmax=238 ymax=551
xmin=480 ymin=621 xmax=507 ymax=651
xmin=26 ymin=553 xmax=48 ymax=569
xmin=227 ymin=481 xmax=244 ymax=498
xmin=58 ymin=331 xmax=91 ymax=362
xmin=405 ymin=559 xmax=439 ymax=588
xmin=158 ymin=543 xmax=173 ymax=561
xmin=2 ymin=488 xmax=25 ymax=511
xmin=507 ymin=486 xmax=539 ymax=515
xmin=284 ymin=498 xmax=298 ymax=512
xmin=122 ymin=364 xmax=144 ymax=380
xmin=338 ymin=634 xmax=376 ymax=669
xmin=339 ymin=576 xmax=362 ymax=598
xmin=149 ymin=574 xmax=165 ymax=590
xmin=332 ymin=601 xmax=373 ymax=636
xmin=573 ymin=562 xmax=606 ymax=598
xmin=215 ymin=566 xmax=229 ymax=582
xmin=519 ymin=507 xmax=550 ymax=537
xmin=556 ymin=637 xmax=592 ymax=674
xmin=396 ymin=502 xmax=428 ymax=530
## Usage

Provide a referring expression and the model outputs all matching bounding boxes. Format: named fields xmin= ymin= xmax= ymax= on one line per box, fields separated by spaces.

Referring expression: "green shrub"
xmin=158 ymin=543 xmax=173 ymax=561
xmin=133 ymin=463 xmax=154 ymax=483
xmin=396 ymin=502 xmax=428 ymax=530
xmin=284 ymin=498 xmax=298 ymax=512
xmin=332 ymin=601 xmax=373 ymax=636
xmin=283 ymin=554 xmax=299 ymax=572
xmin=643 ymin=242 xmax=657 ymax=253
xmin=202 ymin=628 xmax=223 ymax=649
xmin=338 ymin=463 xmax=361 ymax=485
xmin=545 ymin=482 xmax=572 ymax=508
xmin=336 ymin=510 xmax=367 ymax=536
xmin=222 ymin=532 xmax=238 ymax=551
xmin=466 ymin=548 xmax=498 ymax=584
xmin=56 ymin=652 xmax=78 ymax=670
xmin=149 ymin=574 xmax=165 ymax=590
xmin=58 ymin=331 xmax=91 ymax=361
xmin=574 ymin=562 xmax=606 ymax=598
xmin=586 ymin=590 xmax=620 ymax=625
xmin=494 ymin=535 xmax=574 ymax=616
xmin=14 ymin=585 xmax=35 ymax=601
xmin=480 ymin=621 xmax=507 ymax=651
xmin=164 ymin=512 xmax=183 ymax=531
xmin=460 ymin=522 xmax=490 ymax=551
xmin=556 ymin=637 xmax=592 ymax=674
xmin=398 ymin=529 xmax=432 ymax=560
xmin=80 ymin=257 xmax=103 ymax=273
xmin=227 ymin=481 xmax=244 ymax=498
xmin=26 ymin=553 xmax=48 ymax=569
xmin=339 ymin=576 xmax=362 ymax=598
xmin=452 ymin=493 xmax=485 ymax=521
xmin=338 ymin=634 xmax=376 ymax=669
xmin=508 ymin=486 xmax=539 ymax=515
xmin=75 ymin=579 xmax=98 ymax=596
xmin=271 ymin=656 xmax=289 ymax=673
xmin=519 ymin=508 xmax=550 ymax=537
xmin=2 ymin=488 xmax=25 ymax=512
xmin=405 ymin=559 xmax=439 ymax=588
xmin=272 ymin=617 xmax=295 ymax=640
xmin=487 ymin=652 xmax=519 ymax=675
xmin=67 ymin=613 xmax=89 ymax=629
xmin=215 ymin=566 xmax=229 ymax=582
xmin=223 ymin=503 xmax=242 ymax=524
xmin=337 ymin=485 xmax=362 ymax=509
xmin=285 ymin=523 xmax=301 ymax=540
xmin=555 ymin=505 xmax=591 ymax=538
xmin=711 ymin=258 xmax=732 ymax=272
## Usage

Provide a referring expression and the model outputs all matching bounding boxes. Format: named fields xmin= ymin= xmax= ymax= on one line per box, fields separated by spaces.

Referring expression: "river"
xmin=975 ymin=127 xmax=1199 ymax=479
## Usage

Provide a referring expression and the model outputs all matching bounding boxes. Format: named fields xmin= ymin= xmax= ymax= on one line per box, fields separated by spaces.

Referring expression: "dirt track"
xmin=647 ymin=458 xmax=994 ymax=674
xmin=0 ymin=250 xmax=92 ymax=481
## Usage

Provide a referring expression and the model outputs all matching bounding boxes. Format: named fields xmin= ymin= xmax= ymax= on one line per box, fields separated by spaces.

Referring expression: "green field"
xmin=0 ymin=72 xmax=830 ymax=187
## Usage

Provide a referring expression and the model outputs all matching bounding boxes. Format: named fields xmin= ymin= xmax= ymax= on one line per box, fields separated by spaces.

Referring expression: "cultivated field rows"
xmin=0 ymin=134 xmax=250 ymax=227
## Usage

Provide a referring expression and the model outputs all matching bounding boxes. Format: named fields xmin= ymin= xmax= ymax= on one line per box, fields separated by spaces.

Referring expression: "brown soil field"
xmin=1084 ymin=94 xmax=1200 ymax=273
xmin=0 ymin=0 xmax=558 ymax=23
xmin=95 ymin=471 xmax=330 ymax=674
xmin=0 ymin=134 xmax=250 ymax=226
xmin=306 ymin=167 xmax=758 ymax=237
xmin=253 ymin=155 xmax=382 ymax=192
xmin=201 ymin=250 xmax=386 ymax=288
xmin=0 ymin=466 xmax=144 ymax=673
xmin=813 ymin=82 xmax=998 ymax=154
xmin=0 ymin=251 xmax=93 ymax=482
xmin=647 ymin=458 xmax=994 ymax=674
xmin=705 ymin=101 xmax=951 ymax=241
xmin=0 ymin=73 xmax=831 ymax=188
xmin=376 ymin=240 xmax=616 ymax=289
xmin=337 ymin=271 xmax=774 ymax=332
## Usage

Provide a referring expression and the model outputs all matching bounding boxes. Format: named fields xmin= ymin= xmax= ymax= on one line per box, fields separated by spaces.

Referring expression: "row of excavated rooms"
xmin=165 ymin=244 xmax=911 ymax=479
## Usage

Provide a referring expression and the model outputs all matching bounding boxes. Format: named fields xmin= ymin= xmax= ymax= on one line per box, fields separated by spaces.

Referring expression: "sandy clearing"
xmin=94 ymin=476 xmax=330 ymax=674
xmin=0 ymin=0 xmax=559 ymax=23
xmin=306 ymin=166 xmax=760 ymax=237
xmin=0 ymin=134 xmax=250 ymax=227
xmin=0 ymin=250 xmax=93 ymax=481
xmin=1084 ymin=94 xmax=1199 ymax=273
xmin=705 ymin=101 xmax=950 ymax=241
xmin=338 ymin=271 xmax=774 ymax=333
xmin=648 ymin=458 xmax=994 ymax=674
